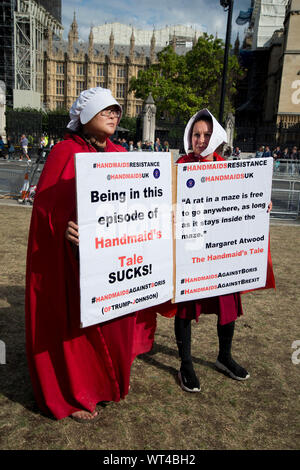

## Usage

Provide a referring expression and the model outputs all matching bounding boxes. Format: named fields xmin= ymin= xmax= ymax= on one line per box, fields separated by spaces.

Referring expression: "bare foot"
xmin=71 ymin=409 xmax=98 ymax=422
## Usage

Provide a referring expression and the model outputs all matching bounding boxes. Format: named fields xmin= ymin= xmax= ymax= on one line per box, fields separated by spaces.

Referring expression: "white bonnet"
xmin=67 ymin=87 xmax=122 ymax=131
xmin=183 ymin=108 xmax=228 ymax=157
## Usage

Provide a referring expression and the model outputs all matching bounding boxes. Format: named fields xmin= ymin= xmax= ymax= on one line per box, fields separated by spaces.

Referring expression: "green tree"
xmin=129 ymin=34 xmax=243 ymax=123
xmin=119 ymin=115 xmax=137 ymax=141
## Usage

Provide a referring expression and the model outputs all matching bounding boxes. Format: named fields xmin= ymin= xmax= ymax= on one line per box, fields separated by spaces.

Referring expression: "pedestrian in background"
xmin=121 ymin=137 xmax=129 ymax=150
xmin=273 ymin=146 xmax=281 ymax=171
xmin=154 ymin=137 xmax=162 ymax=152
xmin=7 ymin=136 xmax=15 ymax=160
xmin=290 ymin=146 xmax=299 ymax=160
xmin=255 ymin=146 xmax=264 ymax=158
xmin=0 ymin=135 xmax=5 ymax=159
xmin=289 ymin=146 xmax=299 ymax=175
xmin=282 ymin=147 xmax=289 ymax=158
xmin=163 ymin=141 xmax=170 ymax=152
xmin=19 ymin=134 xmax=31 ymax=162
xmin=232 ymin=146 xmax=241 ymax=159
xmin=263 ymin=145 xmax=272 ymax=158
xmin=272 ymin=146 xmax=281 ymax=159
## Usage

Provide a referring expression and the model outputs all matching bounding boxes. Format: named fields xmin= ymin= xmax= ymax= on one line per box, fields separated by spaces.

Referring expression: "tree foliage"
xmin=129 ymin=34 xmax=243 ymax=123
xmin=118 ymin=115 xmax=137 ymax=140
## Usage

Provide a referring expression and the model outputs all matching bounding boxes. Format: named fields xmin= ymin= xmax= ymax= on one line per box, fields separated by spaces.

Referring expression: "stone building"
xmin=260 ymin=0 xmax=300 ymax=127
xmin=276 ymin=0 xmax=300 ymax=126
xmin=43 ymin=16 xmax=201 ymax=117
xmin=237 ymin=0 xmax=300 ymax=128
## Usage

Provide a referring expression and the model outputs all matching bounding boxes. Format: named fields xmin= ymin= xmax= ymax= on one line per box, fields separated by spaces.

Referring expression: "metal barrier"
xmin=0 ymin=164 xmax=29 ymax=198
xmin=273 ymin=159 xmax=300 ymax=177
xmin=1 ymin=159 xmax=300 ymax=220
xmin=0 ymin=159 xmax=45 ymax=199
xmin=271 ymin=178 xmax=300 ymax=219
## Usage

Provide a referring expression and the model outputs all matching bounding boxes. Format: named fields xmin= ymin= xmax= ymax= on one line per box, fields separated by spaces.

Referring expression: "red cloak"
xmin=25 ymin=134 xmax=157 ymax=420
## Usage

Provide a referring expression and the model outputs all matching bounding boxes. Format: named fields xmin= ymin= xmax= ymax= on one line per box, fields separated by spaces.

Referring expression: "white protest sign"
xmin=75 ymin=151 xmax=173 ymax=327
xmin=174 ymin=158 xmax=273 ymax=303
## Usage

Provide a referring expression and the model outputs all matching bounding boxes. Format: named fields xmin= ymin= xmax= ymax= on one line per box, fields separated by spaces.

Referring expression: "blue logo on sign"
xmin=153 ymin=169 xmax=160 ymax=179
xmin=186 ymin=178 xmax=195 ymax=188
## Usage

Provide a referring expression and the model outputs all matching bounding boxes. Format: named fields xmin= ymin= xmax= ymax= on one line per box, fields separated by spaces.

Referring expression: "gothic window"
xmin=96 ymin=81 xmax=106 ymax=88
xmin=77 ymin=64 xmax=86 ymax=76
xmin=56 ymin=63 xmax=65 ymax=74
xmin=116 ymin=83 xmax=126 ymax=98
xmin=76 ymin=80 xmax=85 ymax=95
xmin=56 ymin=101 xmax=64 ymax=110
xmin=135 ymin=105 xmax=142 ymax=115
xmin=56 ymin=80 xmax=65 ymax=95
xmin=97 ymin=65 xmax=106 ymax=77
xmin=117 ymin=66 xmax=126 ymax=78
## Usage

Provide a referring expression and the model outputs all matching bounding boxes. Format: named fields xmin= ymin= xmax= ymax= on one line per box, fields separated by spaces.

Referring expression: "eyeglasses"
xmin=99 ymin=109 xmax=121 ymax=118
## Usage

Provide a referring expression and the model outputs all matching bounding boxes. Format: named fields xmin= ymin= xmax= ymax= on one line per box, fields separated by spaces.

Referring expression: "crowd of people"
xmin=253 ymin=144 xmax=300 ymax=174
xmin=255 ymin=144 xmax=299 ymax=160
xmin=0 ymin=133 xmax=59 ymax=161
xmin=111 ymin=136 xmax=170 ymax=152
xmin=0 ymin=133 xmax=171 ymax=161
xmin=2 ymin=129 xmax=298 ymax=163
xmin=225 ymin=144 xmax=300 ymax=175
xmin=0 ymin=135 xmax=17 ymax=160
xmin=0 ymin=134 xmax=32 ymax=161
xmin=225 ymin=144 xmax=299 ymax=160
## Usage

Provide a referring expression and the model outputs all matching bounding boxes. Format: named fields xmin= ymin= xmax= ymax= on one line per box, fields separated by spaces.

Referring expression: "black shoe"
xmin=178 ymin=368 xmax=201 ymax=393
xmin=215 ymin=356 xmax=250 ymax=381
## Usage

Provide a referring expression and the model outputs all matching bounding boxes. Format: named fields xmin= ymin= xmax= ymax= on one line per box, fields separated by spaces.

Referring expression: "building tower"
xmin=150 ymin=30 xmax=156 ymax=63
xmin=69 ymin=12 xmax=79 ymax=43
xmin=109 ymin=29 xmax=115 ymax=58
xmin=130 ymin=28 xmax=135 ymax=59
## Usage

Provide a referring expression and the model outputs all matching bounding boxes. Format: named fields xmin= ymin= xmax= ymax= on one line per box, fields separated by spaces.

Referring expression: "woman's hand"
xmin=267 ymin=201 xmax=272 ymax=213
xmin=65 ymin=220 xmax=79 ymax=246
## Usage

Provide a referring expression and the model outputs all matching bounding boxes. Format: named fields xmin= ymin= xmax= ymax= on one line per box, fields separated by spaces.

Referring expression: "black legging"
xmin=175 ymin=316 xmax=235 ymax=366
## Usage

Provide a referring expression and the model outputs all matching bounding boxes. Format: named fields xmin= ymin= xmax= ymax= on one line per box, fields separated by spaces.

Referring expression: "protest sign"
xmin=174 ymin=158 xmax=273 ymax=303
xmin=75 ymin=152 xmax=173 ymax=327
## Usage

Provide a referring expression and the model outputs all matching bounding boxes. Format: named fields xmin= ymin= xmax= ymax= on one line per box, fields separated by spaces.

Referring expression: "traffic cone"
xmin=18 ymin=171 xmax=30 ymax=202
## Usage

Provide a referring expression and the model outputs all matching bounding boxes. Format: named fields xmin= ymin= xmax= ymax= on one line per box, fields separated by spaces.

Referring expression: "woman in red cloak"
xmin=172 ymin=109 xmax=275 ymax=393
xmin=25 ymin=88 xmax=157 ymax=421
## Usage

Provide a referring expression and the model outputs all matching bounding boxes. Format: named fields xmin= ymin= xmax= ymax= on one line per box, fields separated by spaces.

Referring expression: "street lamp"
xmin=219 ymin=0 xmax=234 ymax=126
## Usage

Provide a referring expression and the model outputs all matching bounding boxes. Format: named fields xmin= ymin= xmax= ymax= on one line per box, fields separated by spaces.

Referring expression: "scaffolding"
xmin=0 ymin=1 xmax=15 ymax=107
xmin=14 ymin=0 xmax=62 ymax=95
xmin=0 ymin=0 xmax=62 ymax=107
xmin=251 ymin=0 xmax=288 ymax=49
xmin=35 ymin=0 xmax=61 ymax=24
